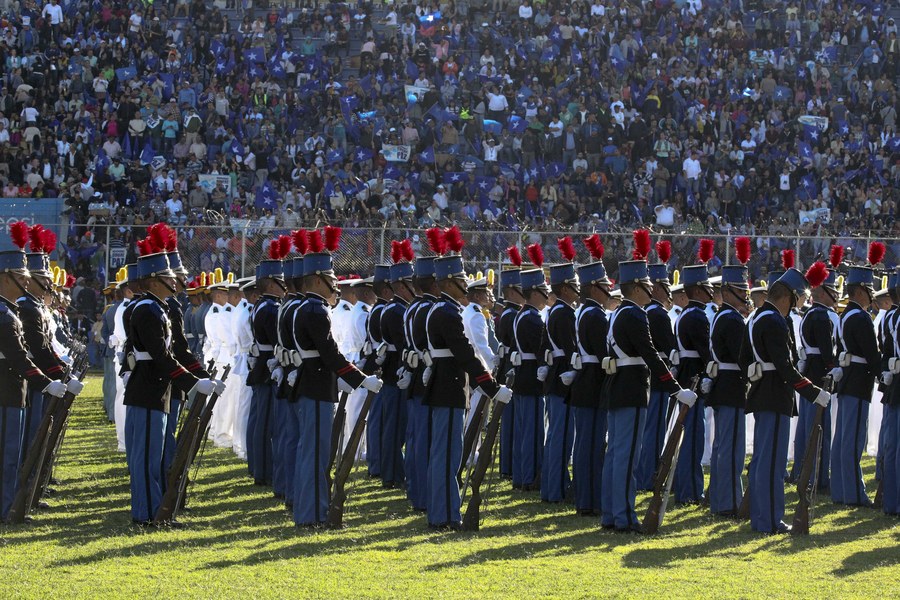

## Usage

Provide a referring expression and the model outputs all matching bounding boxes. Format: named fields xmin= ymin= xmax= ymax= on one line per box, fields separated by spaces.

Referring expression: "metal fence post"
xmin=240 ymin=225 xmax=246 ymax=278
xmin=105 ymin=222 xmax=111 ymax=284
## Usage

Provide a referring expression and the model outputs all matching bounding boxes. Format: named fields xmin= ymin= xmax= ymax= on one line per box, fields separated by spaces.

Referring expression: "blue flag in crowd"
xmin=255 ymin=181 xmax=280 ymax=211
xmin=326 ymin=149 xmax=345 ymax=165
xmin=483 ymin=120 xmax=503 ymax=135
xmin=418 ymin=146 xmax=435 ymax=163
xmin=353 ymin=147 xmax=374 ymax=162
xmin=140 ymin=142 xmax=155 ymax=166
xmin=115 ymin=66 xmax=137 ymax=82
xmin=231 ymin=139 xmax=244 ymax=158
xmin=244 ymin=47 xmax=266 ymax=64
xmin=442 ymin=172 xmax=467 ymax=185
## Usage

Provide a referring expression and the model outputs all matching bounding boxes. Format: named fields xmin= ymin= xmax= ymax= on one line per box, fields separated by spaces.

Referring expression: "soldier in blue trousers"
xmin=881 ymin=268 xmax=900 ymax=516
xmin=364 ymin=264 xmax=392 ymax=478
xmin=423 ymin=251 xmax=510 ymax=529
xmin=497 ymin=247 xmax=524 ymax=480
xmin=540 ymin=239 xmax=579 ymax=503
xmin=705 ymin=242 xmax=750 ymax=517
xmin=830 ymin=247 xmax=881 ymax=508
xmin=601 ymin=255 xmax=696 ymax=533
xmin=741 ymin=266 xmax=829 ymax=533
xmin=569 ymin=236 xmax=611 ymax=516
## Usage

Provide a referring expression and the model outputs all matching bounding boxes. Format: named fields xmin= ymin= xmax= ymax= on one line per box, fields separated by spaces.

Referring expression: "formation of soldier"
xmin=5 ymin=220 xmax=896 ymax=535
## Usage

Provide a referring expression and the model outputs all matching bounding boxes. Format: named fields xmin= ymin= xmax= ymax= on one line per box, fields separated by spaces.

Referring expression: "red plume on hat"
xmin=781 ymin=249 xmax=795 ymax=270
xmin=65 ymin=274 xmax=75 ymax=289
xmin=444 ymin=225 xmax=464 ymax=253
xmin=307 ymin=230 xmax=324 ymax=253
xmin=558 ymin=236 xmax=576 ymax=262
xmin=40 ymin=229 xmax=57 ymax=255
xmin=506 ymin=245 xmax=522 ymax=266
xmin=163 ymin=224 xmax=178 ymax=252
xmin=427 ymin=227 xmax=446 ymax=256
xmin=584 ymin=234 xmax=604 ymax=260
xmin=9 ymin=221 xmax=28 ymax=250
xmin=735 ymin=237 xmax=751 ymax=266
xmin=278 ymin=234 xmax=292 ymax=258
xmin=292 ymin=229 xmax=308 ymax=255
xmin=390 ymin=240 xmax=404 ymax=264
xmin=324 ymin=226 xmax=342 ymax=253
xmin=136 ymin=238 xmax=153 ymax=256
xmin=805 ymin=261 xmax=829 ymax=288
xmin=148 ymin=223 xmax=168 ymax=254
xmin=526 ymin=243 xmax=544 ymax=268
xmin=401 ymin=238 xmax=415 ymax=263
xmin=29 ymin=224 xmax=44 ymax=252
xmin=268 ymin=239 xmax=283 ymax=260
xmin=656 ymin=240 xmax=671 ymax=264
xmin=868 ymin=241 xmax=886 ymax=266
xmin=633 ymin=229 xmax=650 ymax=261
xmin=698 ymin=238 xmax=715 ymax=264
xmin=829 ymin=245 xmax=844 ymax=270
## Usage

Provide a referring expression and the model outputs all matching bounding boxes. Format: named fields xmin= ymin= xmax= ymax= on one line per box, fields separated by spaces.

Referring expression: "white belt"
xmin=580 ymin=353 xmax=600 ymax=364
xmin=429 ymin=349 xmax=453 ymax=358
xmin=298 ymin=349 xmax=321 ymax=359
xmin=551 ymin=349 xmax=565 ymax=358
xmin=384 ymin=343 xmax=398 ymax=352
xmin=134 ymin=350 xmax=152 ymax=361
xmin=519 ymin=352 xmax=537 ymax=361
xmin=617 ymin=357 xmax=647 ymax=367
xmin=185 ymin=333 xmax=195 ymax=339
xmin=804 ymin=348 xmax=821 ymax=355
xmin=717 ymin=362 xmax=740 ymax=371
xmin=759 ymin=362 xmax=776 ymax=371
xmin=844 ymin=353 xmax=868 ymax=364
xmin=679 ymin=350 xmax=700 ymax=359
xmin=257 ymin=343 xmax=274 ymax=351
xmin=658 ymin=352 xmax=666 ymax=360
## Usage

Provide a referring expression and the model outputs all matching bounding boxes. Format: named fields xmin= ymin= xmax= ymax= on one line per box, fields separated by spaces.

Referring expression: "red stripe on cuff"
xmin=475 ymin=373 xmax=491 ymax=383
xmin=794 ymin=379 xmax=811 ymax=390
xmin=187 ymin=362 xmax=202 ymax=372
xmin=48 ymin=365 xmax=63 ymax=374
xmin=170 ymin=368 xmax=187 ymax=378
xmin=658 ymin=372 xmax=673 ymax=382
xmin=337 ymin=364 xmax=355 ymax=376
xmin=25 ymin=368 xmax=40 ymax=377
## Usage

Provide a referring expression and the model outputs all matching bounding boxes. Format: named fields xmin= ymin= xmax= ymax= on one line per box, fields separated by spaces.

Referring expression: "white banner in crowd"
xmin=382 ymin=145 xmax=411 ymax=162
xmin=199 ymin=174 xmax=233 ymax=195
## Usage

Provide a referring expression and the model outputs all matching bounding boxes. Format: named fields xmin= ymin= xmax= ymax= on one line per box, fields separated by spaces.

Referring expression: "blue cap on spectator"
xmin=721 ymin=265 xmax=749 ymax=289
xmin=136 ymin=253 xmax=175 ymax=280
xmin=767 ymin=271 xmax=785 ymax=288
xmin=681 ymin=264 xmax=710 ymax=287
xmin=520 ymin=268 xmax=549 ymax=292
xmin=548 ymin=263 xmax=576 ymax=286
xmin=256 ymin=259 xmax=284 ymax=281
xmin=26 ymin=252 xmax=51 ymax=277
xmin=0 ymin=250 xmax=26 ymax=274
xmin=500 ymin=268 xmax=521 ymax=288
xmin=648 ymin=263 xmax=670 ymax=283
xmin=291 ymin=256 xmax=305 ymax=279
xmin=846 ymin=265 xmax=875 ymax=288
xmin=414 ymin=256 xmax=435 ymax=278
xmin=374 ymin=264 xmax=391 ymax=283
xmin=434 ymin=255 xmax=465 ymax=280
xmin=577 ymin=261 xmax=611 ymax=286
xmin=390 ymin=262 xmax=414 ymax=282
xmin=166 ymin=251 xmax=188 ymax=276
xmin=303 ymin=252 xmax=335 ymax=278
xmin=618 ymin=260 xmax=650 ymax=284
xmin=776 ymin=268 xmax=810 ymax=298
xmin=125 ymin=263 xmax=138 ymax=283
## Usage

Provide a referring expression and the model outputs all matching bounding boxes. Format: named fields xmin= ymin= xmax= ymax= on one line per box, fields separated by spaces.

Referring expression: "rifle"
xmin=458 ymin=391 xmax=490 ymax=485
xmin=642 ymin=375 xmax=700 ymax=535
xmin=328 ymin=391 xmax=349 ymax=474
xmin=154 ymin=366 xmax=229 ymax=525
xmin=327 ymin=389 xmax=375 ymax=529
xmin=461 ymin=396 xmax=506 ymax=531
xmin=792 ymin=376 xmax=833 ymax=534
xmin=6 ymin=413 xmax=54 ymax=524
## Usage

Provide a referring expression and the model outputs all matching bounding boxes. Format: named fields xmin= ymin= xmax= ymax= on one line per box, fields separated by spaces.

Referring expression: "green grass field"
xmin=1 ymin=376 xmax=898 ymax=599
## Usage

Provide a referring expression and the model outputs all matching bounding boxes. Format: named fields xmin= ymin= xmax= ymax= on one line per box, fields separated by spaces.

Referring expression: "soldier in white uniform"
xmin=111 ymin=264 xmax=137 ymax=452
xmin=205 ymin=273 xmax=238 ymax=448
xmin=461 ymin=276 xmax=497 ymax=454
xmin=231 ymin=277 xmax=257 ymax=461
xmin=334 ymin=277 xmax=359 ymax=358
xmin=343 ymin=277 xmax=374 ymax=455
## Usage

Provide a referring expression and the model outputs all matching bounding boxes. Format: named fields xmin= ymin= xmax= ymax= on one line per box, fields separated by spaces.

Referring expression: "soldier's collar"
xmin=504 ymin=301 xmax=521 ymax=310
xmin=523 ymin=303 xmax=541 ymax=311
xmin=423 ymin=293 xmax=439 ymax=301
xmin=720 ymin=302 xmax=740 ymax=313
xmin=687 ymin=299 xmax=706 ymax=308
xmin=468 ymin=302 xmax=481 ymax=311
xmin=440 ymin=292 xmax=462 ymax=308
xmin=144 ymin=291 xmax=166 ymax=305
xmin=306 ymin=292 xmax=326 ymax=303
xmin=582 ymin=298 xmax=602 ymax=309
xmin=0 ymin=295 xmax=18 ymax=311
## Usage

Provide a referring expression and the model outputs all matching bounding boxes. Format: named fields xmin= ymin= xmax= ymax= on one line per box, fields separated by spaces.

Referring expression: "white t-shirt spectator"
xmin=519 ymin=4 xmax=533 ymax=19
xmin=42 ymin=2 xmax=64 ymax=25
xmin=129 ymin=13 xmax=142 ymax=33
xmin=21 ymin=106 xmax=39 ymax=123
xmin=682 ymin=156 xmax=702 ymax=180
xmin=779 ymin=173 xmax=791 ymax=191
xmin=655 ymin=204 xmax=675 ymax=227
xmin=166 ymin=197 xmax=184 ymax=216
xmin=487 ymin=92 xmax=508 ymax=112
xmin=432 ymin=189 xmax=449 ymax=210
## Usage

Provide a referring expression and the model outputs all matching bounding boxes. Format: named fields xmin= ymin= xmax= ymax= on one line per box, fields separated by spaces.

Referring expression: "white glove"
xmin=122 ymin=371 xmax=131 ymax=387
xmin=362 ymin=375 xmax=383 ymax=393
xmin=375 ymin=345 xmax=387 ymax=366
xmin=559 ymin=371 xmax=576 ymax=386
xmin=337 ymin=377 xmax=354 ymax=393
xmin=266 ymin=357 xmax=279 ymax=372
xmin=60 ymin=354 xmax=73 ymax=366
xmin=191 ymin=379 xmax=217 ymax=396
xmin=797 ymin=359 xmax=807 ymax=374
xmin=700 ymin=378 xmax=713 ymax=395
xmin=248 ymin=356 xmax=257 ymax=370
xmin=882 ymin=371 xmax=894 ymax=386
xmin=814 ymin=389 xmax=831 ymax=407
xmin=213 ymin=379 xmax=226 ymax=395
xmin=108 ymin=334 xmax=120 ymax=348
xmin=66 ymin=379 xmax=84 ymax=395
xmin=536 ymin=365 xmax=549 ymax=382
xmin=44 ymin=380 xmax=67 ymax=398
xmin=396 ymin=368 xmax=412 ymax=390
xmin=287 ymin=369 xmax=298 ymax=388
xmin=494 ymin=385 xmax=512 ymax=404
xmin=271 ymin=367 xmax=284 ymax=386
xmin=491 ymin=355 xmax=501 ymax=371
xmin=676 ymin=389 xmax=698 ymax=408
xmin=422 ymin=366 xmax=432 ymax=386
xmin=828 ymin=367 xmax=843 ymax=383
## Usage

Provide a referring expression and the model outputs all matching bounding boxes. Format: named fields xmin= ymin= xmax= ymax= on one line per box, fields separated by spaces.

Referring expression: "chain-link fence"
xmin=50 ymin=222 xmax=900 ymax=288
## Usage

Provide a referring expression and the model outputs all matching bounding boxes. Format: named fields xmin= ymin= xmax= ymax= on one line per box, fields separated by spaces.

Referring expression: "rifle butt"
xmin=736 ymin=486 xmax=751 ymax=520
xmin=461 ymin=498 xmax=480 ymax=531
